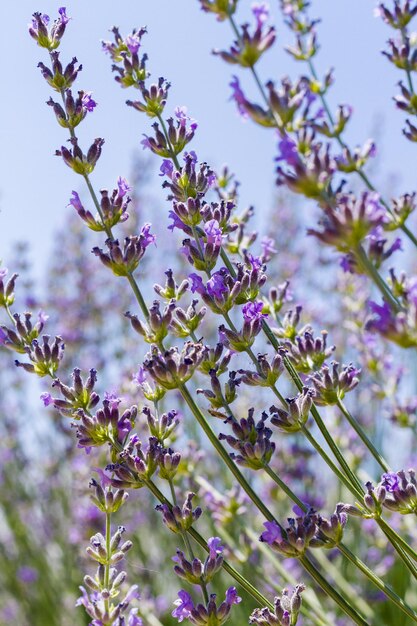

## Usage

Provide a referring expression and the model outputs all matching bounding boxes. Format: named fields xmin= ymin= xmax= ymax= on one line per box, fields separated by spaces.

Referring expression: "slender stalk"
xmin=376 ymin=519 xmax=417 ymax=578
xmin=354 ymin=245 xmax=401 ymax=312
xmin=283 ymin=354 xmax=366 ymax=497
xmin=306 ymin=56 xmax=417 ymax=249
xmin=144 ymin=479 xmax=274 ymax=610
xmin=312 ymin=550 xmax=375 ymax=621
xmin=264 ymin=464 xmax=417 ymax=622
xmin=299 ymin=555 xmax=369 ymax=626
xmin=377 ymin=518 xmax=417 ymax=563
xmin=338 ymin=542 xmax=417 ymax=623
xmin=248 ymin=528 xmax=335 ymax=626
xmin=168 ymin=477 xmax=210 ymax=604
xmin=336 ymin=399 xmax=391 ymax=472
xmin=104 ymin=511 xmax=111 ymax=615
xmin=178 ymin=382 xmax=275 ymax=522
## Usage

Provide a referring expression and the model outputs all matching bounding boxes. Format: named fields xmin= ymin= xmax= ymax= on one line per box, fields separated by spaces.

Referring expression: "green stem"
xmin=307 ymin=56 xmax=417 ymax=249
xmin=377 ymin=518 xmax=417 ymax=563
xmin=264 ymin=465 xmax=417 ymax=622
xmin=176 ymin=386 xmax=373 ymax=622
xmin=156 ymin=113 xmax=181 ymax=170
xmin=248 ymin=528 xmax=334 ymax=626
xmin=144 ymin=479 xmax=274 ymax=610
xmin=299 ymin=555 xmax=369 ymax=626
xmin=337 ymin=399 xmax=391 ymax=472
xmin=104 ymin=511 xmax=111 ymax=615
xmin=284 ymin=355 xmax=366 ymax=497
xmin=168 ymin=478 xmax=210 ymax=603
xmin=300 ymin=425 xmax=362 ymax=498
xmin=312 ymin=550 xmax=375 ymax=621
xmin=354 ymin=245 xmax=401 ymax=312
xmin=178 ymin=383 xmax=275 ymax=522
xmin=338 ymin=542 xmax=417 ymax=623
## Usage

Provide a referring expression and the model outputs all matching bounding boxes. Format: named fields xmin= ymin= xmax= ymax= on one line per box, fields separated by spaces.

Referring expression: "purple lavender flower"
xmin=174 ymin=106 xmax=198 ymax=131
xmin=81 ymin=92 xmax=97 ymax=113
xmin=225 ymin=586 xmax=242 ymax=605
xmin=58 ymin=7 xmax=69 ymax=24
xmin=0 ymin=328 xmax=7 ymax=345
xmin=30 ymin=12 xmax=50 ymax=31
xmin=252 ymin=2 xmax=270 ymax=27
xmin=126 ymin=33 xmax=141 ymax=54
xmin=276 ymin=135 xmax=300 ymax=167
xmin=68 ymin=190 xmax=84 ymax=212
xmin=382 ymin=472 xmax=400 ymax=492
xmin=367 ymin=301 xmax=393 ymax=333
xmin=242 ymin=300 xmax=267 ymax=322
xmin=260 ymin=521 xmax=281 ymax=544
xmin=230 ymin=76 xmax=249 ymax=119
xmin=17 ymin=566 xmax=38 ymax=584
xmin=104 ymin=391 xmax=123 ymax=409
xmin=207 ymin=272 xmax=228 ymax=298
xmin=160 ymin=159 xmax=174 ymax=178
xmin=140 ymin=223 xmax=156 ymax=247
xmin=204 ymin=219 xmax=223 ymax=245
xmin=117 ymin=176 xmax=131 ymax=198
xmin=189 ymin=273 xmax=205 ymax=295
xmin=207 ymin=536 xmax=224 ymax=558
xmin=247 ymin=253 xmax=264 ymax=270
xmin=132 ymin=366 xmax=147 ymax=385
xmin=172 ymin=590 xmax=194 ymax=622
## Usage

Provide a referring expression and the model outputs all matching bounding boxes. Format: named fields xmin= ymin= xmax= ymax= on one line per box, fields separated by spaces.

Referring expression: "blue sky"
xmin=1 ymin=1 xmax=414 ymax=276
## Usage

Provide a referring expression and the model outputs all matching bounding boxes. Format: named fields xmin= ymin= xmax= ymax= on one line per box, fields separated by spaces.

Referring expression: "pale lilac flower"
xmin=132 ymin=366 xmax=147 ymax=385
xmin=0 ymin=268 xmax=8 ymax=279
xmin=261 ymin=235 xmax=277 ymax=260
xmin=104 ymin=391 xmax=123 ymax=409
xmin=40 ymin=392 xmax=54 ymax=407
xmin=141 ymin=136 xmax=152 ymax=150
xmin=128 ymin=608 xmax=143 ymax=625
xmin=38 ymin=310 xmax=49 ymax=324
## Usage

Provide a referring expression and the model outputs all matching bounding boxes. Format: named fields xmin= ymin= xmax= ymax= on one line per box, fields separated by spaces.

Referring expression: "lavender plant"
xmin=2 ymin=2 xmax=417 ymax=625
